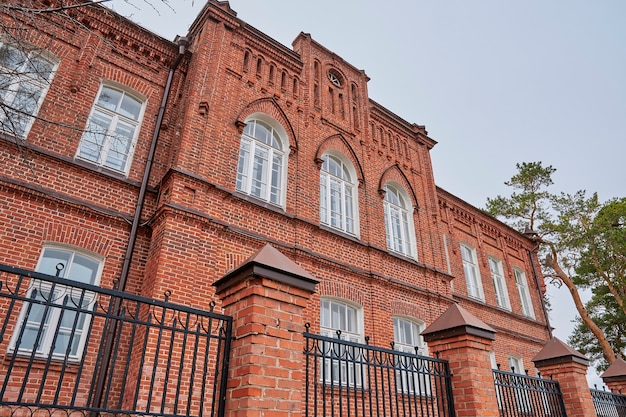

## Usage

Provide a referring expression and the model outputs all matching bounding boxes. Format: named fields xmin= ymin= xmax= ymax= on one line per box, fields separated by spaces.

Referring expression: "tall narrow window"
xmin=320 ymin=299 xmax=363 ymax=387
xmin=489 ymin=257 xmax=510 ymax=310
xmin=514 ymin=268 xmax=534 ymax=318
xmin=393 ymin=317 xmax=430 ymax=394
xmin=236 ymin=117 xmax=286 ymax=206
xmin=77 ymin=85 xmax=145 ymax=174
xmin=383 ymin=184 xmax=416 ymax=259
xmin=9 ymin=246 xmax=102 ymax=361
xmin=320 ymin=154 xmax=357 ymax=235
xmin=0 ymin=43 xmax=56 ymax=137
xmin=461 ymin=244 xmax=484 ymax=300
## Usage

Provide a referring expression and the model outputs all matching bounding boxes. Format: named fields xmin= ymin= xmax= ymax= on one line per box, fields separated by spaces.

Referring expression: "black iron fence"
xmin=0 ymin=263 xmax=232 ymax=417
xmin=493 ymin=369 xmax=567 ymax=417
xmin=304 ymin=326 xmax=455 ymax=417
xmin=591 ymin=388 xmax=626 ymax=417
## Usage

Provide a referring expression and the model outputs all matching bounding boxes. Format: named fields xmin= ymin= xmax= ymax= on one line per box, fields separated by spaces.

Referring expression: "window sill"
xmin=233 ymin=191 xmax=286 ymax=214
xmin=319 ymin=224 xmax=360 ymax=242
xmin=3 ymin=351 xmax=81 ymax=373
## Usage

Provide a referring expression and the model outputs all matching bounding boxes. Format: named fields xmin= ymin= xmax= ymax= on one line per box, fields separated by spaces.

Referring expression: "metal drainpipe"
xmin=90 ymin=36 xmax=189 ymax=412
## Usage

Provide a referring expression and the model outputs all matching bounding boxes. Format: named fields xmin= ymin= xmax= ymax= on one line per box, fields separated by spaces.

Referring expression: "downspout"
xmin=91 ymin=36 xmax=189 ymax=412
xmin=118 ymin=35 xmax=189 ymax=292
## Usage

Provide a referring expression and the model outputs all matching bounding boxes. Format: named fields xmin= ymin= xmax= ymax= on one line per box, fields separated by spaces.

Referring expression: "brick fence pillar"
xmin=213 ymin=244 xmax=318 ymax=417
xmin=601 ymin=357 xmax=626 ymax=394
xmin=532 ymin=337 xmax=595 ymax=417
xmin=422 ymin=303 xmax=499 ymax=417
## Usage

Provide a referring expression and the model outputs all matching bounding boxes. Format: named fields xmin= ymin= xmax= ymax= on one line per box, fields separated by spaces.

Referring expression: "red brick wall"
xmin=0 ymin=0 xmax=552 ymax=410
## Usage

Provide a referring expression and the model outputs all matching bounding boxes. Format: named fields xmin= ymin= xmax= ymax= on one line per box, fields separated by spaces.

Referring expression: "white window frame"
xmin=508 ymin=355 xmax=533 ymax=413
xmin=393 ymin=317 xmax=431 ymax=395
xmin=8 ymin=245 xmax=103 ymax=361
xmin=488 ymin=257 xmax=510 ymax=310
xmin=235 ymin=115 xmax=288 ymax=207
xmin=76 ymin=83 xmax=146 ymax=175
xmin=0 ymin=42 xmax=56 ymax=138
xmin=383 ymin=184 xmax=417 ymax=259
xmin=320 ymin=298 xmax=363 ymax=387
xmin=514 ymin=268 xmax=535 ymax=318
xmin=320 ymin=153 xmax=359 ymax=236
xmin=460 ymin=244 xmax=484 ymax=301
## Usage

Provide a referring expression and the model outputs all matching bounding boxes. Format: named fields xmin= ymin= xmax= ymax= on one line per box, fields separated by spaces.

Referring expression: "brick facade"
xmin=0 ymin=0 xmax=554 ymax=411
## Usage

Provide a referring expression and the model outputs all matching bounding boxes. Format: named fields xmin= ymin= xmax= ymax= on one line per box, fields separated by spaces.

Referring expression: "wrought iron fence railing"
xmin=0 ymin=263 xmax=232 ymax=417
xmin=493 ymin=369 xmax=567 ymax=417
xmin=304 ymin=326 xmax=455 ymax=417
xmin=591 ymin=388 xmax=626 ymax=417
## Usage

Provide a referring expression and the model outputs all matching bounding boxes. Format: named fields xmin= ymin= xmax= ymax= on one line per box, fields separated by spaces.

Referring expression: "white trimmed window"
xmin=235 ymin=117 xmax=287 ymax=206
xmin=9 ymin=246 xmax=103 ymax=361
xmin=77 ymin=84 xmax=145 ymax=174
xmin=384 ymin=184 xmax=417 ymax=259
xmin=508 ymin=355 xmax=532 ymax=413
xmin=320 ymin=153 xmax=358 ymax=235
xmin=461 ymin=244 xmax=484 ymax=300
xmin=320 ymin=298 xmax=363 ymax=387
xmin=393 ymin=317 xmax=430 ymax=394
xmin=488 ymin=257 xmax=510 ymax=310
xmin=0 ymin=43 xmax=56 ymax=137
xmin=514 ymin=268 xmax=535 ymax=318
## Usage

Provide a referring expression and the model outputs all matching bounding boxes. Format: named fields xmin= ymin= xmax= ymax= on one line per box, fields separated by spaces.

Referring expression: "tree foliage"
xmin=486 ymin=162 xmax=624 ymax=368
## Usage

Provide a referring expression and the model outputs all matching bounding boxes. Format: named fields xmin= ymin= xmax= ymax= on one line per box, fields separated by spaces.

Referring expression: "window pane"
xmin=250 ymin=145 xmax=268 ymax=197
xmin=69 ymin=254 xmax=99 ymax=284
xmin=28 ymin=56 xmax=54 ymax=81
xmin=97 ymin=86 xmax=122 ymax=112
xmin=236 ymin=139 xmax=251 ymax=192
xmin=119 ymin=93 xmax=142 ymax=120
xmin=39 ymin=248 xmax=72 ymax=277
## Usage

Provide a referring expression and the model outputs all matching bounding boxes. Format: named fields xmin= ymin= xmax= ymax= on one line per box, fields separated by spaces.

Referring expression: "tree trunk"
xmin=546 ymin=248 xmax=617 ymax=364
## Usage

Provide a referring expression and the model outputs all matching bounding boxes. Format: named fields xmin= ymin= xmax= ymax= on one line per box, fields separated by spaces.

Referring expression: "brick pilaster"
xmin=213 ymin=244 xmax=318 ymax=417
xmin=532 ymin=338 xmax=595 ymax=417
xmin=422 ymin=303 xmax=499 ymax=417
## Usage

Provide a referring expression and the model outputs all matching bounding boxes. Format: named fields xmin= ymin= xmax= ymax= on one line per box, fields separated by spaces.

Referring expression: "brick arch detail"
xmin=390 ymin=300 xmax=426 ymax=322
xmin=378 ymin=164 xmax=419 ymax=209
xmin=42 ymin=222 xmax=112 ymax=257
xmin=319 ymin=279 xmax=368 ymax=308
xmin=101 ymin=71 xmax=153 ymax=99
xmin=235 ymin=97 xmax=298 ymax=151
xmin=314 ymin=134 xmax=364 ymax=185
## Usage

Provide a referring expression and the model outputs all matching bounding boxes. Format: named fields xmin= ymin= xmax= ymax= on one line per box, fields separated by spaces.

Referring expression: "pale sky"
xmin=108 ymin=0 xmax=626 ymax=386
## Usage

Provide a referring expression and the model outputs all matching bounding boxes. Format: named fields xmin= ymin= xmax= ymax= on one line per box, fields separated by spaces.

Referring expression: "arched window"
xmin=77 ymin=84 xmax=146 ymax=174
xmin=235 ymin=116 xmax=287 ymax=206
xmin=393 ymin=317 xmax=430 ymax=394
xmin=9 ymin=245 xmax=103 ymax=361
xmin=461 ymin=244 xmax=484 ymax=301
xmin=0 ymin=42 xmax=57 ymax=138
xmin=383 ymin=184 xmax=416 ymax=259
xmin=514 ymin=268 xmax=534 ymax=318
xmin=320 ymin=298 xmax=363 ymax=387
xmin=488 ymin=257 xmax=511 ymax=310
xmin=320 ymin=153 xmax=358 ymax=235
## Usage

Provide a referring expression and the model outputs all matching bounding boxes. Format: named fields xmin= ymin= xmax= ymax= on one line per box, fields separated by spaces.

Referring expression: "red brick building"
xmin=0 ymin=0 xmax=552 ymax=411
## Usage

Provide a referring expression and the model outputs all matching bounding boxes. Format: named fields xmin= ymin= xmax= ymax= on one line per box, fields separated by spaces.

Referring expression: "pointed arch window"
xmin=320 ymin=154 xmax=358 ymax=235
xmin=236 ymin=117 xmax=287 ymax=206
xmin=383 ymin=184 xmax=416 ymax=259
